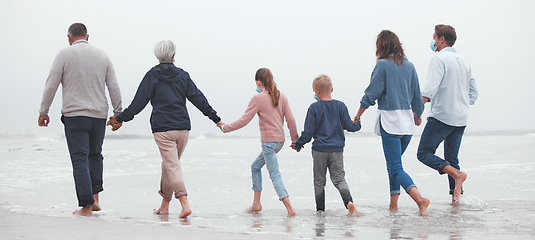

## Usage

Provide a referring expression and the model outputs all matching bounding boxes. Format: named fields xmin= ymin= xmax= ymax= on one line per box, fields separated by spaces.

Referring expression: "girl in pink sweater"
xmin=219 ymin=68 xmax=298 ymax=216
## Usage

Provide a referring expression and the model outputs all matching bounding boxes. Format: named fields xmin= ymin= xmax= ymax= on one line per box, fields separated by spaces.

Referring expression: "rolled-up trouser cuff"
xmin=405 ymin=184 xmax=416 ymax=194
xmin=159 ymin=190 xmax=173 ymax=202
xmin=92 ymin=186 xmax=103 ymax=195
xmin=449 ymin=189 xmax=464 ymax=195
xmin=438 ymin=161 xmax=451 ymax=174
xmin=390 ymin=190 xmax=401 ymax=196
xmin=81 ymin=199 xmax=95 ymax=208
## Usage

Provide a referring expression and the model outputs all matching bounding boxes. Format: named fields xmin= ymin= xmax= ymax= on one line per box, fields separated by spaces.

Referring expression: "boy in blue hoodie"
xmin=291 ymin=74 xmax=361 ymax=216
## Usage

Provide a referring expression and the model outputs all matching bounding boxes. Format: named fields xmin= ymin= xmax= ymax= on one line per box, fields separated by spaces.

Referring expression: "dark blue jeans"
xmin=62 ymin=116 xmax=106 ymax=207
xmin=380 ymin=125 xmax=416 ymax=195
xmin=417 ymin=117 xmax=466 ymax=195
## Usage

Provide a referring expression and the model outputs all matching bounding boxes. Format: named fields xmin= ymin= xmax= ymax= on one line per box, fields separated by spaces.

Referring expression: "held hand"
xmin=413 ymin=113 xmax=422 ymax=126
xmin=422 ymin=96 xmax=430 ymax=103
xmin=38 ymin=115 xmax=50 ymax=127
xmin=107 ymin=116 xmax=122 ymax=131
xmin=290 ymin=143 xmax=301 ymax=152
xmin=414 ymin=117 xmax=422 ymax=126
xmin=216 ymin=121 xmax=226 ymax=133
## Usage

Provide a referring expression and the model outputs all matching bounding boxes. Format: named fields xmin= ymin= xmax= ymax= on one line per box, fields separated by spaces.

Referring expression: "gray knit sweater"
xmin=39 ymin=39 xmax=122 ymax=119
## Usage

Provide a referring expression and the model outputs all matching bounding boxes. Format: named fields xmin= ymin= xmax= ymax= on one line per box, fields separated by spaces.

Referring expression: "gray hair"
xmin=154 ymin=40 xmax=176 ymax=62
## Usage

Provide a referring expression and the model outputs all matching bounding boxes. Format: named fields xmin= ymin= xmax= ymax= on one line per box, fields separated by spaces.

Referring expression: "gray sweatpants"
xmin=312 ymin=150 xmax=353 ymax=211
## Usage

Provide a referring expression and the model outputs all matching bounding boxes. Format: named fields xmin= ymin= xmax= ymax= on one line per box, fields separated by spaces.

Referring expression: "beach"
xmin=1 ymin=133 xmax=534 ymax=239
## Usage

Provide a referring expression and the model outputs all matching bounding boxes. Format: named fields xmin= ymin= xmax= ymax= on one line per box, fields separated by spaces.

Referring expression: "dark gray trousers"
xmin=312 ymin=150 xmax=353 ymax=211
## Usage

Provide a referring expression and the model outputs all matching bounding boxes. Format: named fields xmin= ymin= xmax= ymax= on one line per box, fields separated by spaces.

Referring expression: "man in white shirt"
xmin=38 ymin=23 xmax=122 ymax=216
xmin=417 ymin=24 xmax=478 ymax=204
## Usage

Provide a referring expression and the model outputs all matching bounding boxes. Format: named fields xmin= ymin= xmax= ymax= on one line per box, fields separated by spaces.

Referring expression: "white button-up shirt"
xmin=421 ymin=47 xmax=478 ymax=127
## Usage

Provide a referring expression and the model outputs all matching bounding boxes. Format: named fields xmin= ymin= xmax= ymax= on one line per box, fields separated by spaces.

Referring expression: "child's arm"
xmin=341 ymin=103 xmax=361 ymax=132
xmin=294 ymin=105 xmax=316 ymax=149
xmin=281 ymin=95 xmax=299 ymax=143
xmin=221 ymin=97 xmax=257 ymax=133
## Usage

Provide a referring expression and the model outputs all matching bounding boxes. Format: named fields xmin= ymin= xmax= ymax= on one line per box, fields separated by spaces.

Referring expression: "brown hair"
xmin=376 ymin=30 xmax=406 ymax=66
xmin=435 ymin=24 xmax=457 ymax=47
xmin=255 ymin=68 xmax=280 ymax=107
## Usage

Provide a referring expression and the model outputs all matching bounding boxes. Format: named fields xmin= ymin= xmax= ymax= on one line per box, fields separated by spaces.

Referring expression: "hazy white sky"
xmin=1 ymin=0 xmax=534 ymax=138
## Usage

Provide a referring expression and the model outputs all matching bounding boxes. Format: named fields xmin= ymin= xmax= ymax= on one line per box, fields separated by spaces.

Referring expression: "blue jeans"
xmin=62 ymin=116 xmax=106 ymax=207
xmin=251 ymin=142 xmax=289 ymax=200
xmin=417 ymin=117 xmax=466 ymax=195
xmin=380 ymin=125 xmax=416 ymax=195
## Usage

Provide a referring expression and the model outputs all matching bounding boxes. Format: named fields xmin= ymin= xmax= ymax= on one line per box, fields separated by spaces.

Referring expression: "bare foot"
xmin=347 ymin=202 xmax=360 ymax=217
xmin=248 ymin=203 xmax=262 ymax=212
xmin=281 ymin=197 xmax=296 ymax=217
xmin=92 ymin=202 xmax=101 ymax=212
xmin=179 ymin=208 xmax=192 ymax=218
xmin=453 ymin=172 xmax=467 ymax=203
xmin=153 ymin=208 xmax=169 ymax=215
xmin=418 ymin=198 xmax=430 ymax=216
xmin=73 ymin=207 xmax=92 ymax=216
xmin=287 ymin=208 xmax=296 ymax=217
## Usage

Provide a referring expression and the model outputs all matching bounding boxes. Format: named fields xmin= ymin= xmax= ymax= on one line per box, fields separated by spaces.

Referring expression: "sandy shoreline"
xmin=0 ymin=208 xmax=295 ymax=240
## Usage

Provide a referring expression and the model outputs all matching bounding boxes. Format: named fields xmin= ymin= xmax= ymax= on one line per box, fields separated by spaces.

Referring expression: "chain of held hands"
xmin=106 ymin=112 xmax=422 ymax=151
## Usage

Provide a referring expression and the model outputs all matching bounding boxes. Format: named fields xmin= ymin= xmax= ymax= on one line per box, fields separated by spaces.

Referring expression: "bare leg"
xmin=408 ymin=187 xmax=430 ymax=216
xmin=73 ymin=206 xmax=92 ymax=216
xmin=281 ymin=197 xmax=296 ymax=216
xmin=346 ymin=201 xmax=360 ymax=217
xmin=389 ymin=194 xmax=400 ymax=211
xmin=92 ymin=193 xmax=101 ymax=211
xmin=249 ymin=191 xmax=263 ymax=212
xmin=178 ymin=195 xmax=192 ymax=218
xmin=153 ymin=198 xmax=170 ymax=215
xmin=442 ymin=165 xmax=467 ymax=204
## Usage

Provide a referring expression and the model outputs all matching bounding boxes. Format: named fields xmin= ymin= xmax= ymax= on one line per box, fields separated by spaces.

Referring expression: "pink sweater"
xmin=223 ymin=91 xmax=298 ymax=143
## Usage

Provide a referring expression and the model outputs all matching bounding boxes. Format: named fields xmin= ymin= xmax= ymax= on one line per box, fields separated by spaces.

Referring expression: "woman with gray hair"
xmin=108 ymin=39 xmax=222 ymax=218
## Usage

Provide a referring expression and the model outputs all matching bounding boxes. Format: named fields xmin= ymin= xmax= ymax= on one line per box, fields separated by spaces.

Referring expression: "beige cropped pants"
xmin=153 ymin=130 xmax=189 ymax=202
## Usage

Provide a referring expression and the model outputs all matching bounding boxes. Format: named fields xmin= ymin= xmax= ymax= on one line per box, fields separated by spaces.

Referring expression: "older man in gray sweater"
xmin=38 ymin=23 xmax=122 ymax=216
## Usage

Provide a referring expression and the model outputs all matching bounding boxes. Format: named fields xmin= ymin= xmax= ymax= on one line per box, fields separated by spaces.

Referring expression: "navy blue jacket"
xmin=295 ymin=100 xmax=361 ymax=152
xmin=116 ymin=63 xmax=220 ymax=133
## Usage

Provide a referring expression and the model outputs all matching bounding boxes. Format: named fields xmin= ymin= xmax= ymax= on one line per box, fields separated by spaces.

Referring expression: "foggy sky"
xmin=1 ymin=0 xmax=534 ymax=138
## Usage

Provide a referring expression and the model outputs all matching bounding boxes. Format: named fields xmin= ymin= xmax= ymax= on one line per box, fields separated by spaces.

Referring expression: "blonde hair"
xmin=313 ymin=74 xmax=332 ymax=93
xmin=255 ymin=68 xmax=280 ymax=107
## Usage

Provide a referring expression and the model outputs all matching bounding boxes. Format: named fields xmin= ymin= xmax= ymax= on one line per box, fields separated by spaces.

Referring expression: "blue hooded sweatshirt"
xmin=116 ymin=63 xmax=220 ymax=133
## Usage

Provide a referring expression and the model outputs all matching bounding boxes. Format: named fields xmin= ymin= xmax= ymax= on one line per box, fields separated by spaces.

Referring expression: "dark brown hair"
xmin=435 ymin=24 xmax=457 ymax=46
xmin=255 ymin=68 xmax=280 ymax=107
xmin=68 ymin=23 xmax=87 ymax=37
xmin=376 ymin=30 xmax=406 ymax=66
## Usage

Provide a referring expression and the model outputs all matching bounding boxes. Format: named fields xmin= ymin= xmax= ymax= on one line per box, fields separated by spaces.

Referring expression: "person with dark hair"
xmin=107 ymin=39 xmax=222 ymax=218
xmin=218 ymin=68 xmax=298 ymax=216
xmin=38 ymin=23 xmax=123 ymax=216
xmin=354 ymin=30 xmax=429 ymax=216
xmin=417 ymin=24 xmax=478 ymax=204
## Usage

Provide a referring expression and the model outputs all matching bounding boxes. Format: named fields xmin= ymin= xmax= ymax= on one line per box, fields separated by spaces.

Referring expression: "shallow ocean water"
xmin=1 ymin=133 xmax=534 ymax=239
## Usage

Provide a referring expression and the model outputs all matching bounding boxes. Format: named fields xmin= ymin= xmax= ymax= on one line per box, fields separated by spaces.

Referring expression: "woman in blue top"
xmin=354 ymin=30 xmax=429 ymax=216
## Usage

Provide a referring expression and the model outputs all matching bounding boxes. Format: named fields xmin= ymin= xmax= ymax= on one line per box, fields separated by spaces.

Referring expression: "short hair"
xmin=435 ymin=24 xmax=457 ymax=46
xmin=154 ymin=40 xmax=176 ymax=62
xmin=313 ymin=74 xmax=332 ymax=92
xmin=68 ymin=23 xmax=87 ymax=37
